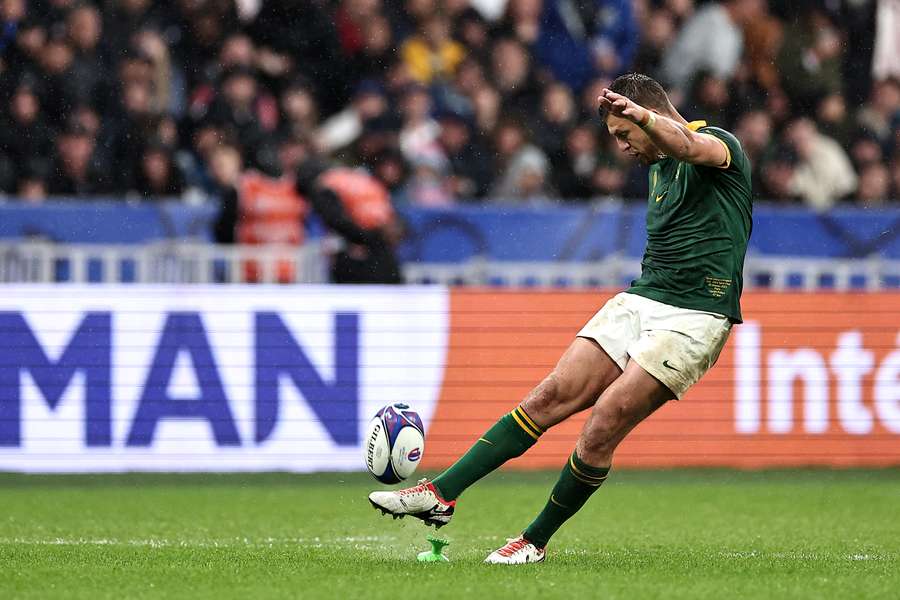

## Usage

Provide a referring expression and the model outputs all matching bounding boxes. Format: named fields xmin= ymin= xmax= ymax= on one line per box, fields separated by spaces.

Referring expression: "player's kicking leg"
xmin=368 ymin=337 xmax=621 ymax=528
xmin=484 ymin=360 xmax=670 ymax=564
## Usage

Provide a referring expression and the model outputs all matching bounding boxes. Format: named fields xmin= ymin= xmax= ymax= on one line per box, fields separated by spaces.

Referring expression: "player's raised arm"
xmin=598 ymin=88 xmax=729 ymax=168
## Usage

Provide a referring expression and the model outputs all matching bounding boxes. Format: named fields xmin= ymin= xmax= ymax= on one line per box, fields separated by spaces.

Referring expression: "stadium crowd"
xmin=0 ymin=0 xmax=898 ymax=210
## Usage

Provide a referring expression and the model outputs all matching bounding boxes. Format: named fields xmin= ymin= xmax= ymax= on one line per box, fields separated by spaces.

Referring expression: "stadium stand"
xmin=0 ymin=0 xmax=896 ymax=205
xmin=0 ymin=0 xmax=898 ymax=286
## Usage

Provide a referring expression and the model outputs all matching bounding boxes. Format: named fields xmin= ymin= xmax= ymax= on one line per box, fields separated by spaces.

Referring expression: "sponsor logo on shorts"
xmin=662 ymin=360 xmax=681 ymax=372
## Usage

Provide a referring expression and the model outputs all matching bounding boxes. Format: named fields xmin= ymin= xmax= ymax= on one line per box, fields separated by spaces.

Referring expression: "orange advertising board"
xmin=421 ymin=291 xmax=900 ymax=470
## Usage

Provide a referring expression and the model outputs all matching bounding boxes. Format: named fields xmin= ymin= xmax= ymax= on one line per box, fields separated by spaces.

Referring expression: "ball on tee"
xmin=364 ymin=403 xmax=425 ymax=484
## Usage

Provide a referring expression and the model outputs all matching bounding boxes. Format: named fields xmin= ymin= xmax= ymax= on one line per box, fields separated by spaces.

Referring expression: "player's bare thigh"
xmin=576 ymin=359 xmax=672 ymax=466
xmin=520 ymin=337 xmax=623 ymax=429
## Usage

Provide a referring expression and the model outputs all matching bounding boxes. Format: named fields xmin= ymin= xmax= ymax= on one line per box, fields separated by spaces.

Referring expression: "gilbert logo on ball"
xmin=364 ymin=403 xmax=425 ymax=484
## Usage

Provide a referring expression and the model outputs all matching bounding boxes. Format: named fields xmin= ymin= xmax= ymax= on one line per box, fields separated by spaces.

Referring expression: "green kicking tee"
xmin=627 ymin=121 xmax=753 ymax=323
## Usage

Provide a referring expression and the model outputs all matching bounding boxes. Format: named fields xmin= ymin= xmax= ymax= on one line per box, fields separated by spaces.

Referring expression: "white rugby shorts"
xmin=577 ymin=292 xmax=732 ymax=399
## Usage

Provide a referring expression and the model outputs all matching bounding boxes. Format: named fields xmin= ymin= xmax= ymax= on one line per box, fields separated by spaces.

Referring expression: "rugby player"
xmin=369 ymin=73 xmax=753 ymax=564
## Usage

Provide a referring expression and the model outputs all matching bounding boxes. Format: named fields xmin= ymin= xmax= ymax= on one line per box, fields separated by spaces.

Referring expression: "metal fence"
xmin=0 ymin=241 xmax=334 ymax=284
xmin=1 ymin=241 xmax=899 ymax=290
xmin=404 ymin=255 xmax=900 ymax=291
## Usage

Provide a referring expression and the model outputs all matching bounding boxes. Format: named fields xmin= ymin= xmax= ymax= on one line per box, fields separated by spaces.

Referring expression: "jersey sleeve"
xmin=697 ymin=126 xmax=744 ymax=170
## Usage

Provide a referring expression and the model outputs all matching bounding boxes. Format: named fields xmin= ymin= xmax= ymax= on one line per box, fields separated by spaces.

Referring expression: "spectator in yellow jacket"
xmin=401 ymin=12 xmax=466 ymax=84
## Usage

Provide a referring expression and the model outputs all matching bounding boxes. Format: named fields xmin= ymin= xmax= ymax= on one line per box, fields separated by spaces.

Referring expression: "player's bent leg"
xmin=369 ymin=338 xmax=621 ymax=527
xmin=368 ymin=338 xmax=621 ymax=528
xmin=428 ymin=337 xmax=622 ymax=502
xmin=575 ymin=360 xmax=672 ymax=466
xmin=487 ymin=362 xmax=671 ymax=562
xmin=520 ymin=337 xmax=623 ymax=429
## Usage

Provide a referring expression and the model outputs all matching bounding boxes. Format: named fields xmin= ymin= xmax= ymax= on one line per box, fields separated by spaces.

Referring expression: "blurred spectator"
xmin=295 ymin=158 xmax=403 ymax=283
xmin=857 ymin=163 xmax=891 ymax=207
xmin=404 ymin=153 xmax=455 ymax=206
xmin=632 ymin=6 xmax=676 ymax=76
xmin=734 ymin=109 xmax=774 ymax=193
xmin=785 ymin=118 xmax=858 ymax=210
xmin=353 ymin=115 xmax=401 ymax=168
xmin=104 ymin=78 xmax=161 ymax=188
xmin=533 ymin=82 xmax=578 ymax=158
xmin=401 ymin=10 xmax=466 ymax=84
xmin=249 ymin=0 xmax=348 ymax=111
xmin=17 ymin=172 xmax=49 ymax=203
xmin=279 ymin=78 xmax=319 ymax=139
xmin=211 ymin=144 xmax=245 ymax=244
xmin=685 ymin=71 xmax=732 ymax=126
xmin=490 ymin=37 xmax=542 ymax=116
xmin=777 ymin=5 xmax=844 ymax=113
xmin=0 ymin=81 xmax=55 ymax=191
xmin=350 ymin=12 xmax=395 ymax=80
xmin=857 ymin=78 xmax=900 ymax=146
xmin=1 ymin=16 xmax=44 ymax=91
xmin=850 ymin=132 xmax=884 ymax=172
xmin=103 ymin=0 xmax=173 ymax=58
xmin=436 ymin=108 xmax=494 ymax=198
xmin=35 ymin=34 xmax=77 ymax=127
xmin=491 ymin=117 xmax=551 ymax=201
xmin=48 ymin=124 xmax=112 ymax=196
xmin=316 ymin=79 xmax=389 ymax=154
xmin=204 ymin=66 xmax=278 ymax=171
xmin=579 ymin=77 xmax=613 ymax=120
xmin=180 ymin=122 xmax=229 ymax=196
xmin=275 ymin=133 xmax=312 ymax=178
xmin=133 ymin=29 xmax=178 ymax=114
xmin=455 ymin=7 xmax=491 ymax=61
xmin=66 ymin=3 xmax=112 ymax=111
xmin=398 ymin=83 xmax=441 ymax=164
xmin=591 ymin=157 xmax=628 ymax=198
xmin=553 ymin=123 xmax=598 ymax=200
xmin=449 ymin=56 xmax=486 ymax=101
xmin=370 ymin=148 xmax=410 ymax=201
xmin=873 ymin=0 xmax=900 ymax=81
xmin=0 ymin=0 xmax=25 ymax=50
xmin=534 ymin=0 xmax=638 ymax=91
xmin=815 ymin=92 xmax=854 ymax=148
xmin=760 ymin=146 xmax=800 ymax=204
xmin=740 ymin=0 xmax=782 ymax=92
xmin=661 ymin=0 xmax=762 ymax=99
xmin=335 ymin=0 xmax=382 ymax=58
xmin=493 ymin=0 xmax=543 ymax=46
xmin=129 ymin=143 xmax=186 ymax=199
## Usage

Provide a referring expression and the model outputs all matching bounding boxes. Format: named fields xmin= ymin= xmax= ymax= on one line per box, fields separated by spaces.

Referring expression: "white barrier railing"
xmin=0 ymin=241 xmax=334 ymax=284
xmin=1 ymin=242 xmax=898 ymax=290
xmin=403 ymin=255 xmax=900 ymax=291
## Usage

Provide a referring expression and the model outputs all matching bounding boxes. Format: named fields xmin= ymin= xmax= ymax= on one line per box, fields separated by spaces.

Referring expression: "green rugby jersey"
xmin=627 ymin=121 xmax=753 ymax=323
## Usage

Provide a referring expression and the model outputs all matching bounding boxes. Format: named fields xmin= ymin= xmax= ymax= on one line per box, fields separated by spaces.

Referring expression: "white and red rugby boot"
xmin=484 ymin=536 xmax=546 ymax=564
xmin=368 ymin=478 xmax=455 ymax=528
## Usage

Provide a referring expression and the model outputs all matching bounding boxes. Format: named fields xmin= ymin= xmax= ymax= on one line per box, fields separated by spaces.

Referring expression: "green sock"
xmin=432 ymin=406 xmax=543 ymax=501
xmin=523 ymin=451 xmax=610 ymax=548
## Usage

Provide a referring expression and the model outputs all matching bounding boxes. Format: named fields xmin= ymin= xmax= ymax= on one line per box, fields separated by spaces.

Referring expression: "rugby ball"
xmin=364 ymin=403 xmax=425 ymax=484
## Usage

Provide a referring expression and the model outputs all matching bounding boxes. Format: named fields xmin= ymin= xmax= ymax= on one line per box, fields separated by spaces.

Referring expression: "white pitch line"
xmin=0 ymin=535 xmax=399 ymax=548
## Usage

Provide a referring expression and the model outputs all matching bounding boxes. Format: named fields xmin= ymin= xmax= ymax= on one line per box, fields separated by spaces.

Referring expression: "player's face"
xmin=606 ymin=114 xmax=661 ymax=165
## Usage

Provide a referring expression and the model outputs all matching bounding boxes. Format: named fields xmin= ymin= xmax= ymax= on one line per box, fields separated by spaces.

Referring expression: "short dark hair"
xmin=598 ymin=73 xmax=672 ymax=122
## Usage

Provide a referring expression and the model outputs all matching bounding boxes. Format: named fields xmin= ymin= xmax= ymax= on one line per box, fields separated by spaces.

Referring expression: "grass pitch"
xmin=2 ymin=469 xmax=898 ymax=599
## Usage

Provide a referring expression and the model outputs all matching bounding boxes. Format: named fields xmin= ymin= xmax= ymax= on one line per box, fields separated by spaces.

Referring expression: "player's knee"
xmin=521 ymin=372 xmax=563 ymax=419
xmin=580 ymin=402 xmax=630 ymax=459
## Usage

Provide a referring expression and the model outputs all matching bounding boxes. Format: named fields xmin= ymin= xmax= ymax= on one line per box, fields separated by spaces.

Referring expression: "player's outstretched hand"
xmin=598 ymin=89 xmax=649 ymax=126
